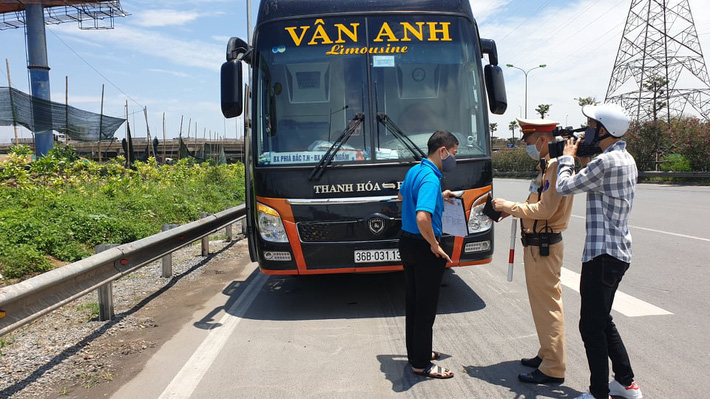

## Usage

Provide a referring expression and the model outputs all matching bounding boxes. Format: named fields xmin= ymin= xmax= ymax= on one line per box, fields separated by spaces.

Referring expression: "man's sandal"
xmin=412 ymin=364 xmax=454 ymax=379
xmin=431 ymin=351 xmax=442 ymax=361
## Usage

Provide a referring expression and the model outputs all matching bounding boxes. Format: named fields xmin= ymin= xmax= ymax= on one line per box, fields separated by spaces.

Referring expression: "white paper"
xmin=442 ymin=197 xmax=468 ymax=237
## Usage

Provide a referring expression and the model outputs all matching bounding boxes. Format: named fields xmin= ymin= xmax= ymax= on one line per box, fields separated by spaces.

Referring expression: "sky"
xmin=1 ymin=0 xmax=709 ymax=143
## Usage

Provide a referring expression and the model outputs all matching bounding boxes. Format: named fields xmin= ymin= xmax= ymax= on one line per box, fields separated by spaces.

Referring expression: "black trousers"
xmin=579 ymin=254 xmax=635 ymax=398
xmin=399 ymin=235 xmax=447 ymax=369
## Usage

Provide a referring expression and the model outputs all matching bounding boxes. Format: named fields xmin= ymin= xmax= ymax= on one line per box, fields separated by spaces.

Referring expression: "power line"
xmin=46 ymin=26 xmax=144 ymax=110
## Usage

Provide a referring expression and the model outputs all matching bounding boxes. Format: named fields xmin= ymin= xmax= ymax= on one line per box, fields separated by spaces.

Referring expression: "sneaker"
xmin=609 ymin=380 xmax=643 ymax=398
xmin=574 ymin=392 xmax=611 ymax=399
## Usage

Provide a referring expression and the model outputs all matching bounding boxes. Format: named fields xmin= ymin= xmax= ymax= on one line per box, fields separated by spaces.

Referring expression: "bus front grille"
xmin=297 ymin=219 xmax=401 ymax=242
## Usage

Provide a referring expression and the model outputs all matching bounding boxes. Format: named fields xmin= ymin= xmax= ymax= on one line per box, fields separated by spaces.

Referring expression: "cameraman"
xmin=492 ymin=118 xmax=573 ymax=385
xmin=556 ymin=104 xmax=643 ymax=399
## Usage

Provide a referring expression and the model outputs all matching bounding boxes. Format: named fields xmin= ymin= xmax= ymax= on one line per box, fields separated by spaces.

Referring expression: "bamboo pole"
xmin=5 ymin=59 xmax=19 ymax=145
xmin=99 ymin=84 xmax=105 ymax=165
xmin=143 ymin=106 xmax=152 ymax=158
xmin=162 ymin=112 xmax=167 ymax=163
xmin=65 ymin=76 xmax=69 ymax=145
xmin=178 ymin=115 xmax=183 ymax=161
xmin=125 ymin=100 xmax=131 ymax=165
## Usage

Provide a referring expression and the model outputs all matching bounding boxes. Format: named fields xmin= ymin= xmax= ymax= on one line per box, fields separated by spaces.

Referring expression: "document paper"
xmin=442 ymin=197 xmax=468 ymax=237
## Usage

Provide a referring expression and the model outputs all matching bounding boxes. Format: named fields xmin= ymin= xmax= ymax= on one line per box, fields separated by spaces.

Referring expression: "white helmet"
xmin=582 ymin=103 xmax=630 ymax=137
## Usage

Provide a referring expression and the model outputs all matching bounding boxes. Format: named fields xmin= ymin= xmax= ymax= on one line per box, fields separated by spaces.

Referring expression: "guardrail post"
xmin=161 ymin=224 xmax=180 ymax=278
xmin=95 ymin=244 xmax=118 ymax=321
xmin=226 ymin=223 xmax=233 ymax=241
xmin=201 ymin=212 xmax=210 ymax=256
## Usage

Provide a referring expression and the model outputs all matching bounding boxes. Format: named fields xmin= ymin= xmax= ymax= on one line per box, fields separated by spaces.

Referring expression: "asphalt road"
xmin=112 ymin=179 xmax=710 ymax=399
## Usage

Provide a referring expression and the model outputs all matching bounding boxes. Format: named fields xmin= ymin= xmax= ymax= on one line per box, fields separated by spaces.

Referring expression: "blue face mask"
xmin=442 ymin=149 xmax=456 ymax=172
xmin=526 ymin=144 xmax=541 ymax=160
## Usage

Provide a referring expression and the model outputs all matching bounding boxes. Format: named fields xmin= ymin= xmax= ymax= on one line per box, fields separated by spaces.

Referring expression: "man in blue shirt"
xmin=556 ymin=104 xmax=643 ymax=399
xmin=398 ymin=130 xmax=457 ymax=379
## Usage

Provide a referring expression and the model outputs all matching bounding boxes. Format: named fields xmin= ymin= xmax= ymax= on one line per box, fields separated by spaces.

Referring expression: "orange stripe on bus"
xmin=256 ymin=197 xmax=306 ymax=274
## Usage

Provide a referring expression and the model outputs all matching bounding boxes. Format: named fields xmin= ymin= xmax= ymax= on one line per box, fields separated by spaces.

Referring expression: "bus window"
xmin=370 ymin=16 xmax=488 ymax=160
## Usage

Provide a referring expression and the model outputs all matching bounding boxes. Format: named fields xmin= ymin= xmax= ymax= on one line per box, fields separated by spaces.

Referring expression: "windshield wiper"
xmin=376 ymin=113 xmax=426 ymax=161
xmin=308 ymin=113 xmax=365 ymax=181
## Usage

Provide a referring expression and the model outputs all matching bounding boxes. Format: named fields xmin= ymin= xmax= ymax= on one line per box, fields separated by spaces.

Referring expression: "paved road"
xmin=113 ymin=179 xmax=710 ymax=398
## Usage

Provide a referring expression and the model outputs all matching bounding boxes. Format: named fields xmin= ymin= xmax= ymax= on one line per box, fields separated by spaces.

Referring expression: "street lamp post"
xmin=506 ymin=64 xmax=547 ymax=119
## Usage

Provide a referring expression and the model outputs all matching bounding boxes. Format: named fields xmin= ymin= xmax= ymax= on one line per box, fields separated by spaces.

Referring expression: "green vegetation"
xmin=0 ymin=145 xmax=245 ymax=281
xmin=492 ymin=147 xmax=538 ymax=173
xmin=76 ymin=302 xmax=100 ymax=322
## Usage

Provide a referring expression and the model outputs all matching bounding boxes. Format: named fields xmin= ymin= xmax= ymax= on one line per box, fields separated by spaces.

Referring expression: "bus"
xmin=221 ymin=0 xmax=507 ymax=275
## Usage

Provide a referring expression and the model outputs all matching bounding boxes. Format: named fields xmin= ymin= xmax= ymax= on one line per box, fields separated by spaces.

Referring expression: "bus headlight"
xmin=468 ymin=193 xmax=493 ymax=234
xmin=257 ymin=203 xmax=288 ymax=242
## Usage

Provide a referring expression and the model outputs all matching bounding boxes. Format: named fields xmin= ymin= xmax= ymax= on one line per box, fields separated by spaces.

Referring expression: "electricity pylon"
xmin=605 ymin=0 xmax=710 ymax=122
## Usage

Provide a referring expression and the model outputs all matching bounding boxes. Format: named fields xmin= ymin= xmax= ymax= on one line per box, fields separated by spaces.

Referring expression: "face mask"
xmin=583 ymin=126 xmax=598 ymax=146
xmin=526 ymin=143 xmax=541 ymax=160
xmin=441 ymin=149 xmax=456 ymax=172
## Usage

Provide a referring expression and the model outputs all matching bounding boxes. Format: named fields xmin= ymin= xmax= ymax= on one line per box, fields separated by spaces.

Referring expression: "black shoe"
xmin=520 ymin=356 xmax=542 ymax=368
xmin=518 ymin=369 xmax=564 ymax=384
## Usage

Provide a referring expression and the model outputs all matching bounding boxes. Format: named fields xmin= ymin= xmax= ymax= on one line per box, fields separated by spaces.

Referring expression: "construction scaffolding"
xmin=0 ymin=86 xmax=125 ymax=141
xmin=0 ymin=0 xmax=126 ymax=30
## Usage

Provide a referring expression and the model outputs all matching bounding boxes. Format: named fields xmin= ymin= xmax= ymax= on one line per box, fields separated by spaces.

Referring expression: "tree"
xmin=489 ymin=123 xmax=498 ymax=135
xmin=574 ymin=97 xmax=599 ymax=107
xmin=643 ymin=77 xmax=669 ymax=124
xmin=535 ymin=104 xmax=551 ymax=119
xmin=508 ymin=120 xmax=518 ymax=140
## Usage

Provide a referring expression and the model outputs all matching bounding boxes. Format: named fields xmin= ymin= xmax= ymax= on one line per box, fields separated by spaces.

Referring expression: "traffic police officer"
xmin=492 ymin=118 xmax=573 ymax=384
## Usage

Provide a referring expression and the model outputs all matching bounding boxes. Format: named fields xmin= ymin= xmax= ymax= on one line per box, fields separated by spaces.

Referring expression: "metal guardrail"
xmin=0 ymin=204 xmax=246 ymax=337
xmin=638 ymin=171 xmax=710 ymax=179
xmin=494 ymin=171 xmax=710 ymax=179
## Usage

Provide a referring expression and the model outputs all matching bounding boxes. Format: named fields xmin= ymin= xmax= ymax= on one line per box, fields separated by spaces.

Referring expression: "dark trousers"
xmin=579 ymin=254 xmax=635 ymax=399
xmin=399 ymin=236 xmax=447 ymax=369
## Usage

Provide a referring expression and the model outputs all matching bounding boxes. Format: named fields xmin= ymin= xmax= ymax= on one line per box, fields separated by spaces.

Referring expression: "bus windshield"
xmin=254 ymin=15 xmax=488 ymax=166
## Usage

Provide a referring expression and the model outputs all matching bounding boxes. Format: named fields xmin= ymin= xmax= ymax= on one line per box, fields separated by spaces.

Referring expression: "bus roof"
xmin=256 ymin=0 xmax=475 ymax=27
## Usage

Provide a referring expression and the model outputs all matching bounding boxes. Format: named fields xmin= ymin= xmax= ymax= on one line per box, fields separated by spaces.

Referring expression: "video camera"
xmin=548 ymin=126 xmax=602 ymax=158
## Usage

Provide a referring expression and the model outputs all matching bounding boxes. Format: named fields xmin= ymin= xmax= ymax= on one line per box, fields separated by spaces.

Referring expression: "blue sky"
xmin=1 ymin=0 xmax=709 ymax=143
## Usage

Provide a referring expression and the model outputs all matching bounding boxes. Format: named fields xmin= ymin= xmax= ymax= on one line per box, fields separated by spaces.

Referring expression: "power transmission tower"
xmin=605 ymin=0 xmax=710 ymax=123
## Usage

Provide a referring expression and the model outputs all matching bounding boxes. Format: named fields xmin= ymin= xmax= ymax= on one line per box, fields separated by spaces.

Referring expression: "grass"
xmin=0 ymin=145 xmax=245 ymax=281
xmin=76 ymin=302 xmax=100 ymax=322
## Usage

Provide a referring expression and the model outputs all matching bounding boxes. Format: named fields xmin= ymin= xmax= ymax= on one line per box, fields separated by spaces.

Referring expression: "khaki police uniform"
xmin=499 ymin=119 xmax=573 ymax=379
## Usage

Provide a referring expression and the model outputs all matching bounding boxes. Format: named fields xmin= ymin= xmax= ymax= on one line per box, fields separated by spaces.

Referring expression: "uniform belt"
xmin=521 ymin=232 xmax=562 ymax=247
xmin=400 ymin=231 xmax=440 ymax=242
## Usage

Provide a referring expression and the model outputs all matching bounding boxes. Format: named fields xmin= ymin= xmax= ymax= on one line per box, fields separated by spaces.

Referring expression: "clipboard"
xmin=482 ymin=194 xmax=503 ymax=222
xmin=442 ymin=197 xmax=468 ymax=237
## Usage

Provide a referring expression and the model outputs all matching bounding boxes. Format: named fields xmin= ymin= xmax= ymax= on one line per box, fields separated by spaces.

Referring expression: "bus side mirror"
xmin=485 ymin=64 xmax=507 ymax=115
xmin=221 ymin=59 xmax=243 ymax=118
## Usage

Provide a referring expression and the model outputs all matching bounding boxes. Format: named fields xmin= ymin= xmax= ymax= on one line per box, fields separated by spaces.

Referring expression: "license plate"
xmin=354 ymin=249 xmax=400 ymax=263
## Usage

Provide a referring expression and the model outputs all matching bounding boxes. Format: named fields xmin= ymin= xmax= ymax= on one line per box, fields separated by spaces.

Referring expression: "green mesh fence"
xmin=0 ymin=86 xmax=125 ymax=141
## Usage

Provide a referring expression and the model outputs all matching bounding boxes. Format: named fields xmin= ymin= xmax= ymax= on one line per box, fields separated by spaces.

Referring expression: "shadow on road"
xmin=376 ymin=354 xmax=429 ymax=392
xmin=211 ymin=267 xmax=487 ymax=321
xmin=463 ymin=360 xmax=583 ymax=399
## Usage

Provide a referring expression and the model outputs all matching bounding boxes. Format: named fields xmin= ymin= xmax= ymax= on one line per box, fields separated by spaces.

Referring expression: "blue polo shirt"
xmin=400 ymin=158 xmax=444 ymax=237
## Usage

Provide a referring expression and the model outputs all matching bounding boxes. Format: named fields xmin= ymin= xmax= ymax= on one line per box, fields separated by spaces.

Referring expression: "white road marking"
xmin=561 ymin=267 xmax=673 ymax=317
xmin=158 ymin=272 xmax=269 ymax=399
xmin=571 ymin=214 xmax=710 ymax=242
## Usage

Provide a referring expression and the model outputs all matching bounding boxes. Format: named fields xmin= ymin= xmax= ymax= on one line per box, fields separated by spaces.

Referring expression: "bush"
xmin=0 ymin=244 xmax=53 ymax=279
xmin=668 ymin=117 xmax=710 ymax=171
xmin=660 ymin=154 xmax=692 ymax=172
xmin=492 ymin=148 xmax=538 ymax=172
xmin=625 ymin=116 xmax=710 ymax=171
